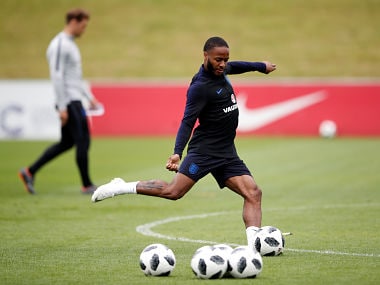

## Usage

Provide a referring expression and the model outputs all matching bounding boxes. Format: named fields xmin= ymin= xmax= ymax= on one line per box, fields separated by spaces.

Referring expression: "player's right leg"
xmin=137 ymin=173 xmax=195 ymax=199
xmin=28 ymin=122 xmax=74 ymax=175
xmin=19 ymin=124 xmax=73 ymax=194
xmin=18 ymin=168 xmax=35 ymax=194
xmin=91 ymin=173 xmax=195 ymax=203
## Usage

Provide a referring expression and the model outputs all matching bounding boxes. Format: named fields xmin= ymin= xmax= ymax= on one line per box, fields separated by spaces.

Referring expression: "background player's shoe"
xmin=91 ymin=178 xmax=126 ymax=202
xmin=81 ymin=185 xmax=97 ymax=195
xmin=18 ymin=168 xmax=35 ymax=194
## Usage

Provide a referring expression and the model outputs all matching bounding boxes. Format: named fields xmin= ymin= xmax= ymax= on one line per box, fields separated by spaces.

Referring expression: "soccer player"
xmin=92 ymin=37 xmax=276 ymax=247
xmin=19 ymin=8 xmax=100 ymax=195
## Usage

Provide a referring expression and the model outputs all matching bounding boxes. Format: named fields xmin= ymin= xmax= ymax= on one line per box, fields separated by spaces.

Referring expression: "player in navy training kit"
xmin=91 ymin=37 xmax=276 ymax=248
xmin=18 ymin=9 xmax=100 ymax=195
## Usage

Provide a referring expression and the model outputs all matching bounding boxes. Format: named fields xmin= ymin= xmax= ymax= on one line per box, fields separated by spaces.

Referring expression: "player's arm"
xmin=80 ymin=80 xmax=100 ymax=109
xmin=166 ymin=154 xmax=181 ymax=172
xmin=47 ymin=43 xmax=70 ymax=125
xmin=167 ymin=86 xmax=206 ymax=172
xmin=226 ymin=61 xmax=276 ymax=74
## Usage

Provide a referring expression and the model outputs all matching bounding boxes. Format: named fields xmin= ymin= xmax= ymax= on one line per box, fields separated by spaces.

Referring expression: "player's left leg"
xmin=212 ymin=157 xmax=262 ymax=229
xmin=225 ymin=174 xmax=262 ymax=228
xmin=68 ymin=101 xmax=95 ymax=192
xmin=225 ymin=174 xmax=262 ymax=249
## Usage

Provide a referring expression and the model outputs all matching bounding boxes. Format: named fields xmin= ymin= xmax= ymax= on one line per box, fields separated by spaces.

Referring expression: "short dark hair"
xmin=203 ymin=37 xmax=229 ymax=52
xmin=65 ymin=8 xmax=90 ymax=24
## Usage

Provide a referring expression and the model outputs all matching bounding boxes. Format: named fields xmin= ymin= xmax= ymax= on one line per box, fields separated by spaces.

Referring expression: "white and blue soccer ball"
xmin=191 ymin=245 xmax=229 ymax=279
xmin=139 ymin=243 xmax=176 ymax=276
xmin=254 ymin=226 xmax=285 ymax=256
xmin=228 ymin=246 xmax=263 ymax=278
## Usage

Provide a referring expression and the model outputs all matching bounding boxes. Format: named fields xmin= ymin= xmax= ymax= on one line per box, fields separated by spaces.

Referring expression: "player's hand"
xmin=263 ymin=61 xmax=277 ymax=73
xmin=166 ymin=154 xmax=181 ymax=172
xmin=59 ymin=110 xmax=69 ymax=126
xmin=89 ymin=98 xmax=100 ymax=110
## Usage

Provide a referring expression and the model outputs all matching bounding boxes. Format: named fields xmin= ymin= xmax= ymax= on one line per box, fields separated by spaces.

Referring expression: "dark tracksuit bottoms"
xmin=28 ymin=101 xmax=92 ymax=187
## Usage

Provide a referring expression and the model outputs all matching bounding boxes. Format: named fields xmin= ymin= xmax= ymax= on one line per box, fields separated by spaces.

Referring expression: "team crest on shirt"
xmin=231 ymin=94 xmax=236 ymax=103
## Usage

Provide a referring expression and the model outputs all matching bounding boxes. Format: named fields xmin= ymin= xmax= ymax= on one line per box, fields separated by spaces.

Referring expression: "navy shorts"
xmin=178 ymin=152 xmax=252 ymax=188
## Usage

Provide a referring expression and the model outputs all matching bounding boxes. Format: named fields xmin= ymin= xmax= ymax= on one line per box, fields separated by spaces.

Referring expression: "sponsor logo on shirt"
xmin=223 ymin=104 xmax=238 ymax=113
xmin=231 ymin=94 xmax=236 ymax=103
xmin=223 ymin=93 xmax=238 ymax=113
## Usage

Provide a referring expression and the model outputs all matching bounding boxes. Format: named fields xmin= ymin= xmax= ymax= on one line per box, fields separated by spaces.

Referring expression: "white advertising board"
xmin=0 ymin=80 xmax=60 ymax=140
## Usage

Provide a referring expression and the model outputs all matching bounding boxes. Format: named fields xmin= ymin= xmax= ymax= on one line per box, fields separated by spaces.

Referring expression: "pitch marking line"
xmin=136 ymin=211 xmax=380 ymax=258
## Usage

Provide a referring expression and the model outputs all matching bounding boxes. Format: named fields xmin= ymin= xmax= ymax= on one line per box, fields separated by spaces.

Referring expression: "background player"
xmin=19 ymin=8 xmax=100 ymax=195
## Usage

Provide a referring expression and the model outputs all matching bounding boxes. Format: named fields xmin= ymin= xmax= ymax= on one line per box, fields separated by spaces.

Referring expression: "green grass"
xmin=0 ymin=0 xmax=379 ymax=78
xmin=0 ymin=137 xmax=379 ymax=284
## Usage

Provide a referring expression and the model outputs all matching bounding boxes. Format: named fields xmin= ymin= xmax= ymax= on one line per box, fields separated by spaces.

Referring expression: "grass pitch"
xmin=1 ymin=0 xmax=379 ymax=78
xmin=0 ymin=137 xmax=379 ymax=284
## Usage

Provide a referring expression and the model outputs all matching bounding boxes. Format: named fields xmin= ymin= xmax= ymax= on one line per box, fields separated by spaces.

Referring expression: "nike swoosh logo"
xmin=216 ymin=88 xmax=223 ymax=94
xmin=237 ymin=90 xmax=327 ymax=132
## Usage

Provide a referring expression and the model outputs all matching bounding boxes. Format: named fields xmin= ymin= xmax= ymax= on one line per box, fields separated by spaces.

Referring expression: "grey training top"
xmin=46 ymin=31 xmax=93 ymax=111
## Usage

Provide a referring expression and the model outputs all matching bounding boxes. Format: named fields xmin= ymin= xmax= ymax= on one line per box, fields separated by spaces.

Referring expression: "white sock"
xmin=246 ymin=226 xmax=260 ymax=248
xmin=118 ymin=181 xmax=139 ymax=194
xmin=125 ymin=181 xmax=140 ymax=194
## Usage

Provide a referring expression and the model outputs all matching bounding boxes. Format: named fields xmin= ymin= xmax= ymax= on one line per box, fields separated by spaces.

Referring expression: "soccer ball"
xmin=254 ymin=226 xmax=285 ymax=256
xmin=213 ymin=244 xmax=233 ymax=277
xmin=139 ymin=243 xmax=176 ymax=276
xmin=191 ymin=245 xmax=228 ymax=279
xmin=228 ymin=246 xmax=263 ymax=278
xmin=213 ymin=243 xmax=233 ymax=256
xmin=319 ymin=120 xmax=337 ymax=138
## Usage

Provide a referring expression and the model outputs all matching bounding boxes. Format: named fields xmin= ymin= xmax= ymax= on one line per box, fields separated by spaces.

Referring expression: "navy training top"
xmin=174 ymin=61 xmax=267 ymax=158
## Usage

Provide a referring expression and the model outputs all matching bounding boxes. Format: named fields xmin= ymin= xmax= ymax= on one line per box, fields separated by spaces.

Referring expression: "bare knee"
xmin=162 ymin=174 xmax=194 ymax=200
xmin=254 ymin=184 xmax=262 ymax=198
xmin=137 ymin=178 xmax=191 ymax=200
xmin=246 ymin=183 xmax=262 ymax=203
xmin=163 ymin=188 xmax=186 ymax=200
xmin=138 ymin=174 xmax=194 ymax=201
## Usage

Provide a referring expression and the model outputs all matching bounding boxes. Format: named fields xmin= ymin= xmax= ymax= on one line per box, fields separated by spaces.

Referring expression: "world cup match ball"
xmin=228 ymin=246 xmax=263 ymax=279
xmin=213 ymin=244 xmax=234 ymax=277
xmin=191 ymin=245 xmax=228 ymax=279
xmin=254 ymin=226 xmax=285 ymax=256
xmin=139 ymin=243 xmax=176 ymax=276
xmin=319 ymin=120 xmax=337 ymax=138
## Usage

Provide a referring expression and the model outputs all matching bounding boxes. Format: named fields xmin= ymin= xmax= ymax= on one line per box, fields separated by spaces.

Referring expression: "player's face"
xmin=204 ymin=46 xmax=229 ymax=76
xmin=72 ymin=19 xmax=89 ymax=37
